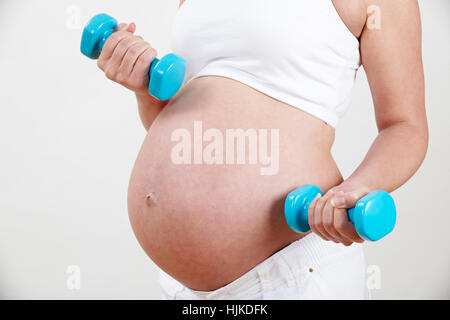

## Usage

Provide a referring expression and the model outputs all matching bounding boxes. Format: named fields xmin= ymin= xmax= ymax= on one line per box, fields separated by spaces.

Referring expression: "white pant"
xmin=159 ymin=233 xmax=370 ymax=300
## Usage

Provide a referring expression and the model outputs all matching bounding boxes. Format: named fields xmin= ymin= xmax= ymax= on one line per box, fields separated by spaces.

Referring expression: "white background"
xmin=0 ymin=0 xmax=448 ymax=299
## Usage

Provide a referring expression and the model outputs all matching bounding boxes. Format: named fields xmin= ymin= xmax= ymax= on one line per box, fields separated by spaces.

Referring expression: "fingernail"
xmin=331 ymin=196 xmax=345 ymax=207
xmin=315 ymin=193 xmax=322 ymax=199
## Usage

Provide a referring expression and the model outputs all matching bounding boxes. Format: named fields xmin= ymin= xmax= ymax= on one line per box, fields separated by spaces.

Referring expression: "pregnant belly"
xmin=127 ymin=76 xmax=343 ymax=291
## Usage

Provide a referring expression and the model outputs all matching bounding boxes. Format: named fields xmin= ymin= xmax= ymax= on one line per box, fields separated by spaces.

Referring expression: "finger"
xmin=126 ymin=22 xmax=136 ymax=33
xmin=129 ymin=46 xmax=158 ymax=87
xmin=308 ymin=193 xmax=321 ymax=236
xmin=322 ymin=200 xmax=341 ymax=243
xmin=331 ymin=189 xmax=368 ymax=209
xmin=98 ymin=30 xmax=135 ymax=65
xmin=117 ymin=23 xmax=128 ymax=31
xmin=119 ymin=40 xmax=149 ymax=75
xmin=331 ymin=210 xmax=355 ymax=246
xmin=116 ymin=22 xmax=136 ymax=32
xmin=333 ymin=209 xmax=364 ymax=245
xmin=313 ymin=190 xmax=336 ymax=241
xmin=330 ymin=190 xmax=347 ymax=208
xmin=105 ymin=36 xmax=144 ymax=78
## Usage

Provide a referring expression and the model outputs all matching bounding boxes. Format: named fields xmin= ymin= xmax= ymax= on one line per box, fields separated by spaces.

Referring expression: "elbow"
xmin=408 ymin=120 xmax=429 ymax=177
xmin=382 ymin=118 xmax=429 ymax=164
xmin=422 ymin=122 xmax=429 ymax=157
xmin=409 ymin=119 xmax=429 ymax=161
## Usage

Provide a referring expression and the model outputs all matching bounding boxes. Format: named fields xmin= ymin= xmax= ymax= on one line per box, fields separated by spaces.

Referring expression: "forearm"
xmin=135 ymin=92 xmax=168 ymax=131
xmin=345 ymin=121 xmax=428 ymax=193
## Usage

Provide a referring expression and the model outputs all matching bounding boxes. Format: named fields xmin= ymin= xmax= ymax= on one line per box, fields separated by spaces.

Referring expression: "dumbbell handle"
xmin=291 ymin=187 xmax=358 ymax=227
xmin=304 ymin=192 xmax=357 ymax=223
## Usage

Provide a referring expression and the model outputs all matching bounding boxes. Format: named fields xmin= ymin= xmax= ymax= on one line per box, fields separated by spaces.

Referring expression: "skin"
xmin=97 ymin=0 xmax=428 ymax=289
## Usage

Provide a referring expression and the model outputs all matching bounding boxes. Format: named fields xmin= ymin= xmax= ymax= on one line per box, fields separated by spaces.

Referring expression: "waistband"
xmin=183 ymin=233 xmax=362 ymax=299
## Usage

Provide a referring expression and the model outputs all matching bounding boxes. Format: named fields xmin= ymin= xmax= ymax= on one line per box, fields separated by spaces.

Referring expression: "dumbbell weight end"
xmin=81 ymin=13 xmax=118 ymax=60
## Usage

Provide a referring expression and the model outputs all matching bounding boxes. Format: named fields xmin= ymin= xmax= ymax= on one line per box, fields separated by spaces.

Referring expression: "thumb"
xmin=117 ymin=22 xmax=136 ymax=33
xmin=331 ymin=189 xmax=368 ymax=209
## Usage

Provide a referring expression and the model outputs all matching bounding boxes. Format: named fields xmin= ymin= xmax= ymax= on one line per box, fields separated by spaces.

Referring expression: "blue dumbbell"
xmin=80 ymin=13 xmax=187 ymax=101
xmin=284 ymin=184 xmax=396 ymax=241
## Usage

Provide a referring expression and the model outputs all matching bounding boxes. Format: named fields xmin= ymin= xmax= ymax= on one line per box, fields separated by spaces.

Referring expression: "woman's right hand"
xmin=97 ymin=22 xmax=158 ymax=96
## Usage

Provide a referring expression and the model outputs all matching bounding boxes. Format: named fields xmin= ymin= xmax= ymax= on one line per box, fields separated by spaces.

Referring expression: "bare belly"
xmin=127 ymin=76 xmax=343 ymax=291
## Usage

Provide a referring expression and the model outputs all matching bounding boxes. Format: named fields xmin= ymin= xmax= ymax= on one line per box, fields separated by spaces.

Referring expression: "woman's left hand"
xmin=307 ymin=180 xmax=371 ymax=246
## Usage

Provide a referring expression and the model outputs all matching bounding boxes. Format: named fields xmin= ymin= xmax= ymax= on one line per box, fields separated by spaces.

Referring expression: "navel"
xmin=145 ymin=192 xmax=157 ymax=207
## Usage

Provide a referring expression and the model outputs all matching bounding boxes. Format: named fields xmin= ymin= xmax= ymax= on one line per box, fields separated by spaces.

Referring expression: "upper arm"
xmin=360 ymin=0 xmax=427 ymax=132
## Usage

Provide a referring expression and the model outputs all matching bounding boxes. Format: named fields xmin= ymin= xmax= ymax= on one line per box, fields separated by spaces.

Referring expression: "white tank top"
xmin=171 ymin=0 xmax=361 ymax=127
